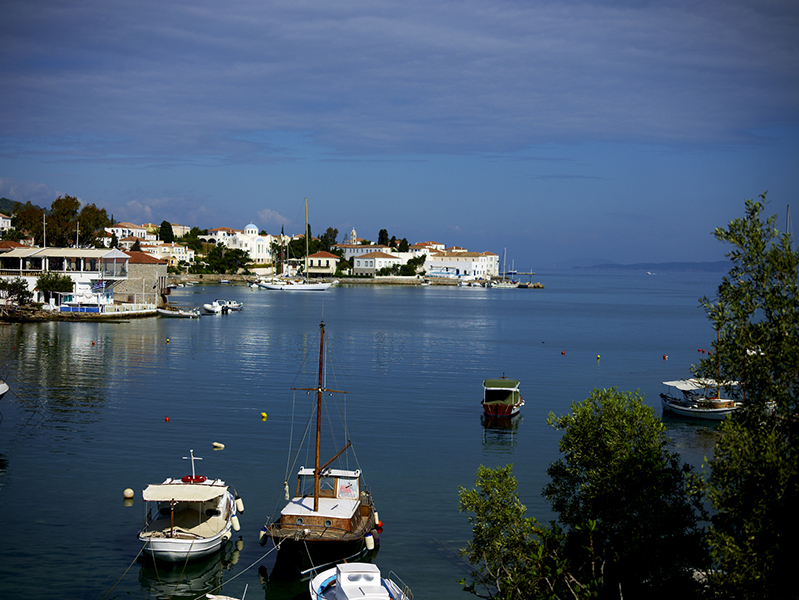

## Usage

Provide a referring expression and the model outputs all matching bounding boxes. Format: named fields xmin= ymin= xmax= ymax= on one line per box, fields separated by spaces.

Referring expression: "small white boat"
xmin=202 ymin=299 xmax=242 ymax=314
xmin=259 ymin=278 xmax=334 ymax=291
xmin=139 ymin=450 xmax=243 ymax=562
xmin=157 ymin=306 xmax=201 ymax=318
xmin=0 ymin=378 xmax=8 ymax=400
xmin=310 ymin=563 xmax=412 ymax=600
xmin=660 ymin=378 xmax=742 ymax=420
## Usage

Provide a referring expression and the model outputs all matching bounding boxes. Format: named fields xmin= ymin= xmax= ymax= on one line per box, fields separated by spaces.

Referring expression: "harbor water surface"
xmin=0 ymin=270 xmax=723 ymax=599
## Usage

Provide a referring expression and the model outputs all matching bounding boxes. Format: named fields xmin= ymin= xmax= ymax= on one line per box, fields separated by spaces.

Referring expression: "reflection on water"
xmin=661 ymin=413 xmax=723 ymax=469
xmin=139 ymin=537 xmax=244 ymax=599
xmin=481 ymin=414 xmax=523 ymax=454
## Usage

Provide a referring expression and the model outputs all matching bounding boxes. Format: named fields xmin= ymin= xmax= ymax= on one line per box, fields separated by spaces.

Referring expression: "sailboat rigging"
xmin=261 ymin=197 xmax=335 ymax=291
xmin=260 ymin=321 xmax=379 ymax=574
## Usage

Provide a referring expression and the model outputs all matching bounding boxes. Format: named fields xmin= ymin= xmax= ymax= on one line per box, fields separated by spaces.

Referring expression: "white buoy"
xmin=259 ymin=527 xmax=268 ymax=546
xmin=235 ymin=495 xmax=245 ymax=513
xmin=123 ymin=488 xmax=134 ymax=499
xmin=212 ymin=441 xmax=225 ymax=450
xmin=231 ymin=515 xmax=240 ymax=532
xmin=365 ymin=533 xmax=375 ymax=550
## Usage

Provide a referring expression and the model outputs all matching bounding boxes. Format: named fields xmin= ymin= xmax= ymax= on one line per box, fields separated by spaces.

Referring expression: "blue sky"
xmin=1 ymin=0 xmax=797 ymax=267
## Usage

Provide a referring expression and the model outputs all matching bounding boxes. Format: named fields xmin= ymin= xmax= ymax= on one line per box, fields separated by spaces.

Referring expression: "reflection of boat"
xmin=481 ymin=414 xmax=522 ymax=451
xmin=139 ymin=539 xmax=242 ymax=599
xmin=202 ymin=299 xmax=242 ymax=314
xmin=660 ymin=379 xmax=741 ymax=420
xmin=260 ymin=321 xmax=379 ymax=574
xmin=310 ymin=563 xmax=412 ymax=600
xmin=261 ymin=198 xmax=334 ymax=292
xmin=138 ymin=450 xmax=243 ymax=562
xmin=481 ymin=376 xmax=525 ymax=417
xmin=157 ymin=306 xmax=201 ymax=318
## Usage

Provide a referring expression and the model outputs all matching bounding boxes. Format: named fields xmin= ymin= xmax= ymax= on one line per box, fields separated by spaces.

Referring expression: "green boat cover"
xmin=483 ymin=379 xmax=521 ymax=405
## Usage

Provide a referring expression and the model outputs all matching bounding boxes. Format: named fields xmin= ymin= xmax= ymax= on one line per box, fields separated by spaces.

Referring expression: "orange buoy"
xmin=561 ymin=351 xmax=565 ymax=355
xmin=165 ymin=416 xmax=169 ymax=422
xmin=663 ymin=355 xmax=667 ymax=360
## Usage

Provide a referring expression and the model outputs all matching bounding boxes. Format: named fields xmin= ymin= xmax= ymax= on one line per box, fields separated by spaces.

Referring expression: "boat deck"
xmin=141 ymin=508 xmax=226 ymax=539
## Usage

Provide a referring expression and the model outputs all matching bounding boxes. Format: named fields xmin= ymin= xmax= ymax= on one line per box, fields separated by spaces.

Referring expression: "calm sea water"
xmin=0 ymin=270 xmax=724 ymax=600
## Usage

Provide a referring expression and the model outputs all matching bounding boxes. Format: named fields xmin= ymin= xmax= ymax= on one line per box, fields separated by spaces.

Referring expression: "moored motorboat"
xmin=660 ymin=378 xmax=741 ymax=420
xmin=157 ymin=306 xmax=201 ymax=318
xmin=202 ymin=299 xmax=242 ymax=314
xmin=0 ymin=378 xmax=8 ymax=400
xmin=481 ymin=375 xmax=524 ymax=417
xmin=260 ymin=321 xmax=379 ymax=574
xmin=310 ymin=563 xmax=412 ymax=600
xmin=138 ymin=450 xmax=243 ymax=562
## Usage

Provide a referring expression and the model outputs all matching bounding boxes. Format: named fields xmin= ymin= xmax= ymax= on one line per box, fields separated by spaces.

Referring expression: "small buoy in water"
xmin=597 ymin=355 xmax=600 ymax=361
xmin=236 ymin=495 xmax=245 ymax=513
xmin=92 ymin=341 xmax=95 ymax=346
xmin=561 ymin=351 xmax=565 ymax=355
xmin=365 ymin=533 xmax=375 ymax=550
xmin=663 ymin=355 xmax=668 ymax=360
xmin=261 ymin=412 xmax=267 ymax=420
xmin=123 ymin=488 xmax=134 ymax=499
xmin=231 ymin=515 xmax=241 ymax=532
xmin=212 ymin=441 xmax=225 ymax=450
xmin=166 ymin=338 xmax=170 ymax=344
xmin=165 ymin=416 xmax=169 ymax=422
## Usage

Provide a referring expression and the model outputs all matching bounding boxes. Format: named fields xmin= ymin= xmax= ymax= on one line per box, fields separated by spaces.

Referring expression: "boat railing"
xmin=387 ymin=571 xmax=413 ymax=600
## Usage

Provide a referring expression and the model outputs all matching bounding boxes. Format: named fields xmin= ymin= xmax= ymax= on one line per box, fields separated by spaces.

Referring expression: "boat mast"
xmin=314 ymin=320 xmax=325 ymax=512
xmin=305 ymin=197 xmax=309 ymax=283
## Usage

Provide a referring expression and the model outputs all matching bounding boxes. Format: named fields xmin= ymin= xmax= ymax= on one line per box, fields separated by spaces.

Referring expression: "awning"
xmin=663 ymin=378 xmax=739 ymax=391
xmin=142 ymin=483 xmax=227 ymax=502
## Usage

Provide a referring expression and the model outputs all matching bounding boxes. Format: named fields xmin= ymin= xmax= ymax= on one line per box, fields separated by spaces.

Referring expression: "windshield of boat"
xmin=299 ymin=474 xmax=360 ymax=499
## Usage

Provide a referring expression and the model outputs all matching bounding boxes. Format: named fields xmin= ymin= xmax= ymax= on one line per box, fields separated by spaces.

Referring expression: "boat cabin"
xmin=279 ymin=468 xmax=364 ymax=534
xmin=482 ymin=378 xmax=521 ymax=405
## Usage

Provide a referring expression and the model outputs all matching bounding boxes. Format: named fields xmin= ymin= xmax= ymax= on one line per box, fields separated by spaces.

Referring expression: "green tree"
xmin=319 ymin=227 xmax=338 ymax=252
xmin=36 ymin=272 xmax=74 ymax=302
xmin=48 ymin=195 xmax=81 ymax=247
xmin=159 ymin=220 xmax=174 ymax=243
xmin=0 ymin=277 xmax=34 ymax=305
xmin=11 ymin=201 xmax=45 ymax=244
xmin=77 ymin=203 xmax=111 ymax=247
xmin=110 ymin=232 xmax=119 ymax=248
xmin=695 ymin=194 xmax=799 ymax=599
xmin=400 ymin=254 xmax=426 ymax=276
xmin=131 ymin=238 xmax=142 ymax=252
xmin=1 ymin=227 xmax=24 ymax=242
xmin=378 ymin=228 xmax=389 ymax=246
xmin=545 ymin=388 xmax=706 ymax=598
xmin=398 ymin=238 xmax=409 ymax=252
xmin=206 ymin=245 xmax=250 ymax=274
xmin=459 ymin=465 xmax=602 ymax=600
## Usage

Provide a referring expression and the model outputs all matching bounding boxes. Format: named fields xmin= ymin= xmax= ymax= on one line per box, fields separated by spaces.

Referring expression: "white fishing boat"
xmin=139 ymin=450 xmax=244 ymax=562
xmin=261 ymin=198 xmax=335 ymax=292
xmin=481 ymin=375 xmax=525 ymax=417
xmin=157 ymin=306 xmax=201 ymax=318
xmin=660 ymin=378 xmax=742 ymax=420
xmin=0 ymin=378 xmax=8 ymax=400
xmin=260 ymin=321 xmax=379 ymax=574
xmin=310 ymin=563 xmax=412 ymax=600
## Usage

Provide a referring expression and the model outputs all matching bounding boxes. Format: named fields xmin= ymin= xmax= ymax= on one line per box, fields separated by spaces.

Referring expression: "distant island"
xmin=576 ymin=261 xmax=729 ymax=272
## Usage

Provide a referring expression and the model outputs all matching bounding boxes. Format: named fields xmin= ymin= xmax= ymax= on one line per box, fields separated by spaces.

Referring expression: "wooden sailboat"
xmin=260 ymin=321 xmax=379 ymax=574
xmin=261 ymin=198 xmax=335 ymax=291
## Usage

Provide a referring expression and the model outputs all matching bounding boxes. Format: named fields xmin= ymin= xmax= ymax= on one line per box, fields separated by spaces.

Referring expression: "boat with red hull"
xmin=481 ymin=376 xmax=524 ymax=417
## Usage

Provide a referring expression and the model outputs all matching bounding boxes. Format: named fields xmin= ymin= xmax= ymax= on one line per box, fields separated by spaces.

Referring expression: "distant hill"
xmin=577 ymin=261 xmax=729 ymax=272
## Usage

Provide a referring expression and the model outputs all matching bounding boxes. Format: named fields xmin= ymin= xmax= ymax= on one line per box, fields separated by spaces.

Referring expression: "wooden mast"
xmin=305 ymin=197 xmax=309 ymax=283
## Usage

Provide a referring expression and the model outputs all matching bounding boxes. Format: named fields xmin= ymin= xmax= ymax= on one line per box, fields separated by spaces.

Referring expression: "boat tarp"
xmin=663 ymin=378 xmax=739 ymax=392
xmin=483 ymin=379 xmax=521 ymax=405
xmin=142 ymin=483 xmax=227 ymax=502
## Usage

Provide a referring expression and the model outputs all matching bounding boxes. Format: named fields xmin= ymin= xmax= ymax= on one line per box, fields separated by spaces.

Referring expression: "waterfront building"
xmin=353 ymin=251 xmax=403 ymax=276
xmin=140 ymin=242 xmax=195 ymax=267
xmin=425 ymin=251 xmax=498 ymax=280
xmin=307 ymin=251 xmax=340 ymax=278
xmin=116 ymin=252 xmax=168 ymax=305
xmin=105 ymin=222 xmax=148 ymax=240
xmin=0 ymin=213 xmax=11 ymax=232
xmin=202 ymin=224 xmax=275 ymax=264
xmin=0 ymin=247 xmax=132 ymax=308
xmin=334 ymin=243 xmax=391 ymax=262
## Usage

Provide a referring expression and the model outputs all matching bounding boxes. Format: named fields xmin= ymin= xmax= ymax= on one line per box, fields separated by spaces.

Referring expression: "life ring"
xmin=182 ymin=475 xmax=207 ymax=483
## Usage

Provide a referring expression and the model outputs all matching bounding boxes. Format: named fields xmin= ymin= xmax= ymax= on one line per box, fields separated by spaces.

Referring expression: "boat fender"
xmin=182 ymin=475 xmax=207 ymax=483
xmin=235 ymin=495 xmax=245 ymax=513
xmin=212 ymin=441 xmax=225 ymax=450
xmin=370 ymin=528 xmax=380 ymax=546
xmin=374 ymin=511 xmax=379 ymax=525
xmin=365 ymin=533 xmax=375 ymax=551
xmin=259 ymin=526 xmax=268 ymax=547
xmin=231 ymin=515 xmax=241 ymax=532
xmin=123 ymin=488 xmax=134 ymax=499
xmin=284 ymin=481 xmax=290 ymax=501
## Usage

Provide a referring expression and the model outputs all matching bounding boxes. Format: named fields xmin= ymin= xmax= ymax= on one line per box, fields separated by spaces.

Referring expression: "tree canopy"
xmin=695 ymin=193 xmax=799 ymax=599
xmin=159 ymin=220 xmax=175 ymax=243
xmin=11 ymin=196 xmax=110 ymax=247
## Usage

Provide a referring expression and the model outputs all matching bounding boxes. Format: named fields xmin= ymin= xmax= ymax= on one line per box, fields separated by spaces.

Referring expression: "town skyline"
xmin=1 ymin=1 xmax=797 ymax=268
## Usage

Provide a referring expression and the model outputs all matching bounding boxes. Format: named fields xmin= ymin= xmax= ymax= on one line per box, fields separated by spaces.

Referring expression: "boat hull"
xmin=660 ymin=394 xmax=740 ymax=421
xmin=310 ymin=565 xmax=410 ymax=600
xmin=139 ymin=529 xmax=231 ymax=562
xmin=271 ymin=536 xmax=376 ymax=576
xmin=481 ymin=400 xmax=524 ymax=417
xmin=261 ymin=282 xmax=333 ymax=291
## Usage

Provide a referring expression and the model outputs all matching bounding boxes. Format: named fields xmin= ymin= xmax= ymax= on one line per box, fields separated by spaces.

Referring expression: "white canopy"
xmin=663 ymin=378 xmax=739 ymax=391
xmin=142 ymin=482 xmax=227 ymax=502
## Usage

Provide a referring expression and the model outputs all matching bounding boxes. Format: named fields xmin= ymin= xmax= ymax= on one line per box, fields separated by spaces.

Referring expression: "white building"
xmin=105 ymin=222 xmax=148 ymax=240
xmin=141 ymin=242 xmax=196 ymax=266
xmin=0 ymin=213 xmax=11 ymax=232
xmin=353 ymin=251 xmax=403 ymax=276
xmin=203 ymin=224 xmax=276 ymax=264
xmin=0 ymin=247 xmax=131 ymax=309
xmin=335 ymin=243 xmax=391 ymax=262
xmin=426 ymin=251 xmax=498 ymax=280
